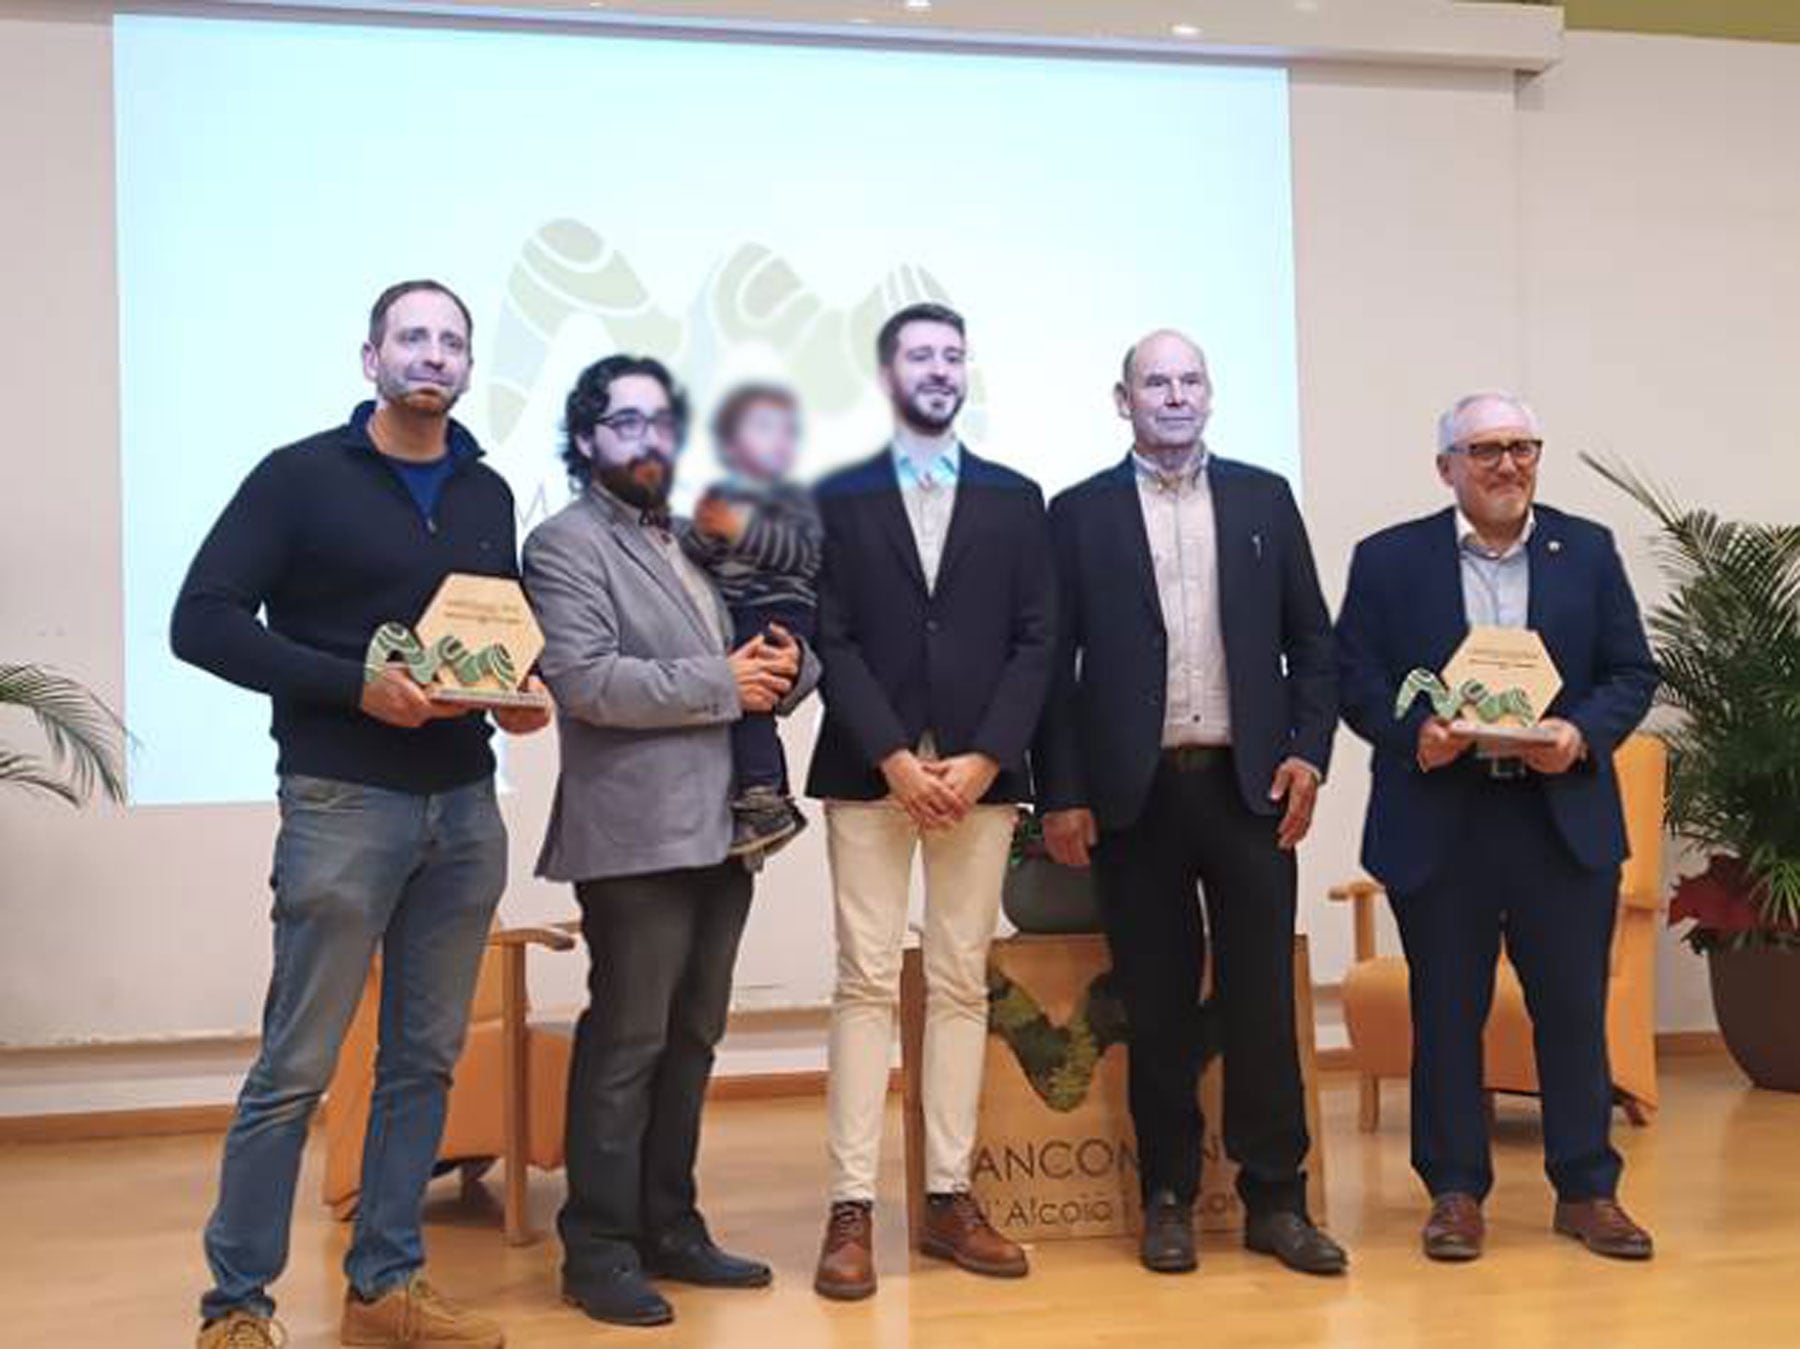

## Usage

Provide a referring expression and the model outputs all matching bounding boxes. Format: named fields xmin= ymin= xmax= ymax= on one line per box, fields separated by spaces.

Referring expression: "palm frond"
xmin=1587 ymin=456 xmax=1800 ymax=933
xmin=0 ymin=664 xmax=128 ymax=805
xmin=0 ymin=748 xmax=84 ymax=806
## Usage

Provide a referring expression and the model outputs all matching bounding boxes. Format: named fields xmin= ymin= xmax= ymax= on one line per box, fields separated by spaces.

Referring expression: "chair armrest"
xmin=1328 ymin=878 xmax=1386 ymax=963
xmin=489 ymin=924 xmax=579 ymax=953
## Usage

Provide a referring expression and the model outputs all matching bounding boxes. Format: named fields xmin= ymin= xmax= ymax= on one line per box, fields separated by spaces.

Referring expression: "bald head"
xmin=1122 ymin=329 xmax=1207 ymax=385
xmin=1116 ymin=329 xmax=1213 ymax=459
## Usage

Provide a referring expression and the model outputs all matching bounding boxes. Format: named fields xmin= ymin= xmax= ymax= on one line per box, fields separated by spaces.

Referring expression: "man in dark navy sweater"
xmin=172 ymin=281 xmax=548 ymax=1349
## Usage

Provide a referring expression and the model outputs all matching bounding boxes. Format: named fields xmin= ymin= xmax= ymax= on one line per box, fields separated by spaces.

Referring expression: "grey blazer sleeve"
xmin=524 ymin=524 xmax=741 ymax=730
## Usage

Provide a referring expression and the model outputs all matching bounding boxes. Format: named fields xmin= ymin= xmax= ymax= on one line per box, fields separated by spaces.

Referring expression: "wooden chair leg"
xmin=1358 ymin=1075 xmax=1381 ymax=1133
xmin=501 ymin=945 xmax=535 ymax=1247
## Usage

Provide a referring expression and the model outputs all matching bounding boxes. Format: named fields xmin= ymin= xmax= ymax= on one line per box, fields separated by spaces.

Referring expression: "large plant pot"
xmin=1001 ymin=857 xmax=1102 ymax=935
xmin=1707 ymin=946 xmax=1800 ymax=1092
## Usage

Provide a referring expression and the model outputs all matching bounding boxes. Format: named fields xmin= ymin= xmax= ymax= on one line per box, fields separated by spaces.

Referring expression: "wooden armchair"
xmin=1330 ymin=733 xmax=1667 ymax=1132
xmin=322 ymin=921 xmax=580 ymax=1244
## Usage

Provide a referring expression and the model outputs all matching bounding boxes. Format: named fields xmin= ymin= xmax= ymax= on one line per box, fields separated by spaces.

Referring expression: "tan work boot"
xmin=920 ymin=1192 xmax=1029 ymax=1278
xmin=197 ymin=1310 xmax=284 ymax=1347
xmin=814 ymin=1200 xmax=877 ymax=1301
xmin=341 ymin=1274 xmax=504 ymax=1348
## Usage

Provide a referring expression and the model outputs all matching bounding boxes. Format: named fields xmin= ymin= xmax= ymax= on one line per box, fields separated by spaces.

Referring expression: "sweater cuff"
xmin=312 ymin=651 xmax=375 ymax=711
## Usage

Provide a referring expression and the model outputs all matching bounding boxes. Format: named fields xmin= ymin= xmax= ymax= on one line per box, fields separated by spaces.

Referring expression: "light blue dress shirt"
xmin=891 ymin=440 xmax=962 ymax=593
xmin=1457 ymin=510 xmax=1533 ymax=629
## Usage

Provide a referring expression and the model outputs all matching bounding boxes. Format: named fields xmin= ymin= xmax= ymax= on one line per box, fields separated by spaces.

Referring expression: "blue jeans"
xmin=200 ymin=774 xmax=507 ymax=1322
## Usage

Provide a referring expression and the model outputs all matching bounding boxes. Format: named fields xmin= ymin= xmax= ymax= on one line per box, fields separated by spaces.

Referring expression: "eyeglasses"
xmin=1451 ymin=438 xmax=1542 ymax=469
xmin=597 ymin=410 xmax=681 ymax=442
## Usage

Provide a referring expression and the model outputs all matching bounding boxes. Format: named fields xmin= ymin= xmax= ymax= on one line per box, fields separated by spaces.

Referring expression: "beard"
xmin=896 ymin=382 xmax=966 ymax=435
xmin=597 ymin=454 xmax=674 ymax=511
xmin=376 ymin=367 xmax=461 ymax=415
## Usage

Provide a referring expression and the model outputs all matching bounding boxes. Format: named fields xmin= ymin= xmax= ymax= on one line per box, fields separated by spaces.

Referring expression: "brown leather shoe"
xmin=341 ymin=1274 xmax=504 ymax=1346
xmin=196 ymin=1311 xmax=284 ymax=1348
xmin=1422 ymin=1193 xmax=1485 ymax=1262
xmin=1554 ymin=1198 xmax=1654 ymax=1260
xmin=920 ymin=1192 xmax=1029 ymax=1278
xmin=815 ymin=1201 xmax=877 ymax=1301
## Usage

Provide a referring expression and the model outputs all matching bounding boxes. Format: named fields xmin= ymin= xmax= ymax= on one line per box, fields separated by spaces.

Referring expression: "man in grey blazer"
xmin=524 ymin=355 xmax=814 ymax=1329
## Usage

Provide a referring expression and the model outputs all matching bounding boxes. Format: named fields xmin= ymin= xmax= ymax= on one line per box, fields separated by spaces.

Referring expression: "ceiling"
xmin=200 ymin=0 xmax=1566 ymax=70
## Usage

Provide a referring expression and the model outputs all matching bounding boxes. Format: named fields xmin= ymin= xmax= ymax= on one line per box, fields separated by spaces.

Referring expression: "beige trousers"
xmin=824 ymin=800 xmax=1017 ymax=1202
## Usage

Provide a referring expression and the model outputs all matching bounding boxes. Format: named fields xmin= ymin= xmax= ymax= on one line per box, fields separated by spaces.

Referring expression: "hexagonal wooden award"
xmin=375 ymin=574 xmax=549 ymax=710
xmin=1441 ymin=625 xmax=1562 ymax=744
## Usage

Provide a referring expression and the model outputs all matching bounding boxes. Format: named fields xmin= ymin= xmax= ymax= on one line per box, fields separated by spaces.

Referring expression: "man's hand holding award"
xmin=1397 ymin=626 xmax=1584 ymax=775
xmin=364 ymin=574 xmax=554 ymax=732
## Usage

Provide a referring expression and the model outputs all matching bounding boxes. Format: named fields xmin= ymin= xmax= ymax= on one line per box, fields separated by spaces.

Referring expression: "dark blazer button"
xmin=926 ymin=619 xmax=941 ymax=634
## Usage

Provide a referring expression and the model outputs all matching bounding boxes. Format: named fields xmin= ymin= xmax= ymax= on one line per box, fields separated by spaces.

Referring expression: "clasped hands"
xmin=730 ymin=623 xmax=801 ymax=713
xmin=881 ymin=748 xmax=1000 ymax=831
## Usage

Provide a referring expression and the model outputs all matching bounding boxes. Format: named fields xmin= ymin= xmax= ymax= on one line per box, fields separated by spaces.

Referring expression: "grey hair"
xmin=1436 ymin=390 xmax=1541 ymax=454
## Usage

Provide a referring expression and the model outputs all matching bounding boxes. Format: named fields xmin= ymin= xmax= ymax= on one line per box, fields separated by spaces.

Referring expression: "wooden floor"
xmin=5 ymin=1053 xmax=1799 ymax=1347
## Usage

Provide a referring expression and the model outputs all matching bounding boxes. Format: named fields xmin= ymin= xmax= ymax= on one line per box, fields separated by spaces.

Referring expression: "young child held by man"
xmin=681 ymin=383 xmax=821 ymax=857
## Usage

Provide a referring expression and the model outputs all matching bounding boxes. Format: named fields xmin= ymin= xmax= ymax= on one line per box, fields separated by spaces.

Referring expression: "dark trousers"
xmin=1091 ymin=749 xmax=1309 ymax=1216
xmin=1390 ymin=776 xmax=1621 ymax=1202
xmin=728 ymin=600 xmax=817 ymax=795
xmin=558 ymin=862 xmax=753 ymax=1286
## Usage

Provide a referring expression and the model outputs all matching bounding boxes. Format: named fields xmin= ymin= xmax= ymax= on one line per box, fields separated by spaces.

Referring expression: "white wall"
xmin=1288 ymin=58 xmax=1524 ymax=998
xmin=5 ymin=7 xmax=1796 ymax=1098
xmin=1516 ymin=32 xmax=1800 ymax=1029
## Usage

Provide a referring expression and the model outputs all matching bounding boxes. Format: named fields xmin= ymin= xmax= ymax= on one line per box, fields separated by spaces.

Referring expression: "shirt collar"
xmin=1132 ymin=444 xmax=1209 ymax=495
xmin=1456 ymin=508 xmax=1535 ymax=560
xmin=891 ymin=439 xmax=961 ymax=489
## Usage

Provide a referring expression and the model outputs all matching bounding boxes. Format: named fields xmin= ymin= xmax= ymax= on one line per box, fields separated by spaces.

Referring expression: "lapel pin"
xmin=1548 ymin=539 xmax=1563 ymax=554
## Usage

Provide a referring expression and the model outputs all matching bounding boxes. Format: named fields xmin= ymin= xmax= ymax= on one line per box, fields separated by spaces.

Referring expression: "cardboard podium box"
xmin=899 ymin=933 xmax=1324 ymax=1247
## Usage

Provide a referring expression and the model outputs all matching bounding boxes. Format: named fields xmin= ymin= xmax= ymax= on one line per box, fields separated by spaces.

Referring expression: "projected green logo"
xmin=487 ymin=218 xmax=989 ymax=446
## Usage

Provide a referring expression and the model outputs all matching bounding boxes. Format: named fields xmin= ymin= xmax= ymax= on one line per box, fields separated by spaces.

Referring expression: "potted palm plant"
xmin=1587 ymin=457 xmax=1800 ymax=1091
xmin=1 ymin=664 xmax=128 ymax=807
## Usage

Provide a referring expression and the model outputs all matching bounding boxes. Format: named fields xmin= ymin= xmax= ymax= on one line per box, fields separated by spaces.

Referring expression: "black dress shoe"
xmin=562 ymin=1269 xmax=674 ymax=1327
xmin=1139 ymin=1190 xmax=1197 ymax=1273
xmin=1244 ymin=1211 xmax=1349 ymax=1276
xmin=645 ymin=1235 xmax=773 ymax=1288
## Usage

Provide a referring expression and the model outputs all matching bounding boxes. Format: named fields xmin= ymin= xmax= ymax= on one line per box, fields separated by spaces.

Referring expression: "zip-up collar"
xmin=345 ymin=399 xmax=485 ymax=467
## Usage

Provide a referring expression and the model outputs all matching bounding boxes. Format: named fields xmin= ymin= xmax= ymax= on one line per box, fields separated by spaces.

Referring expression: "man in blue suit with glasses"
xmin=1335 ymin=392 xmax=1658 ymax=1264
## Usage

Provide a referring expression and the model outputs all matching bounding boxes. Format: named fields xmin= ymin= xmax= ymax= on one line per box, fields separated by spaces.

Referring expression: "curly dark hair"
xmin=560 ymin=354 xmax=689 ymax=487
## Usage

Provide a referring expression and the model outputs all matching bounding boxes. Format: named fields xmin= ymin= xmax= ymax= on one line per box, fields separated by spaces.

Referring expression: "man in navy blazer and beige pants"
xmin=1336 ymin=392 xmax=1658 ymax=1263
xmin=808 ymin=303 xmax=1055 ymax=1300
xmin=1034 ymin=330 xmax=1347 ymax=1278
